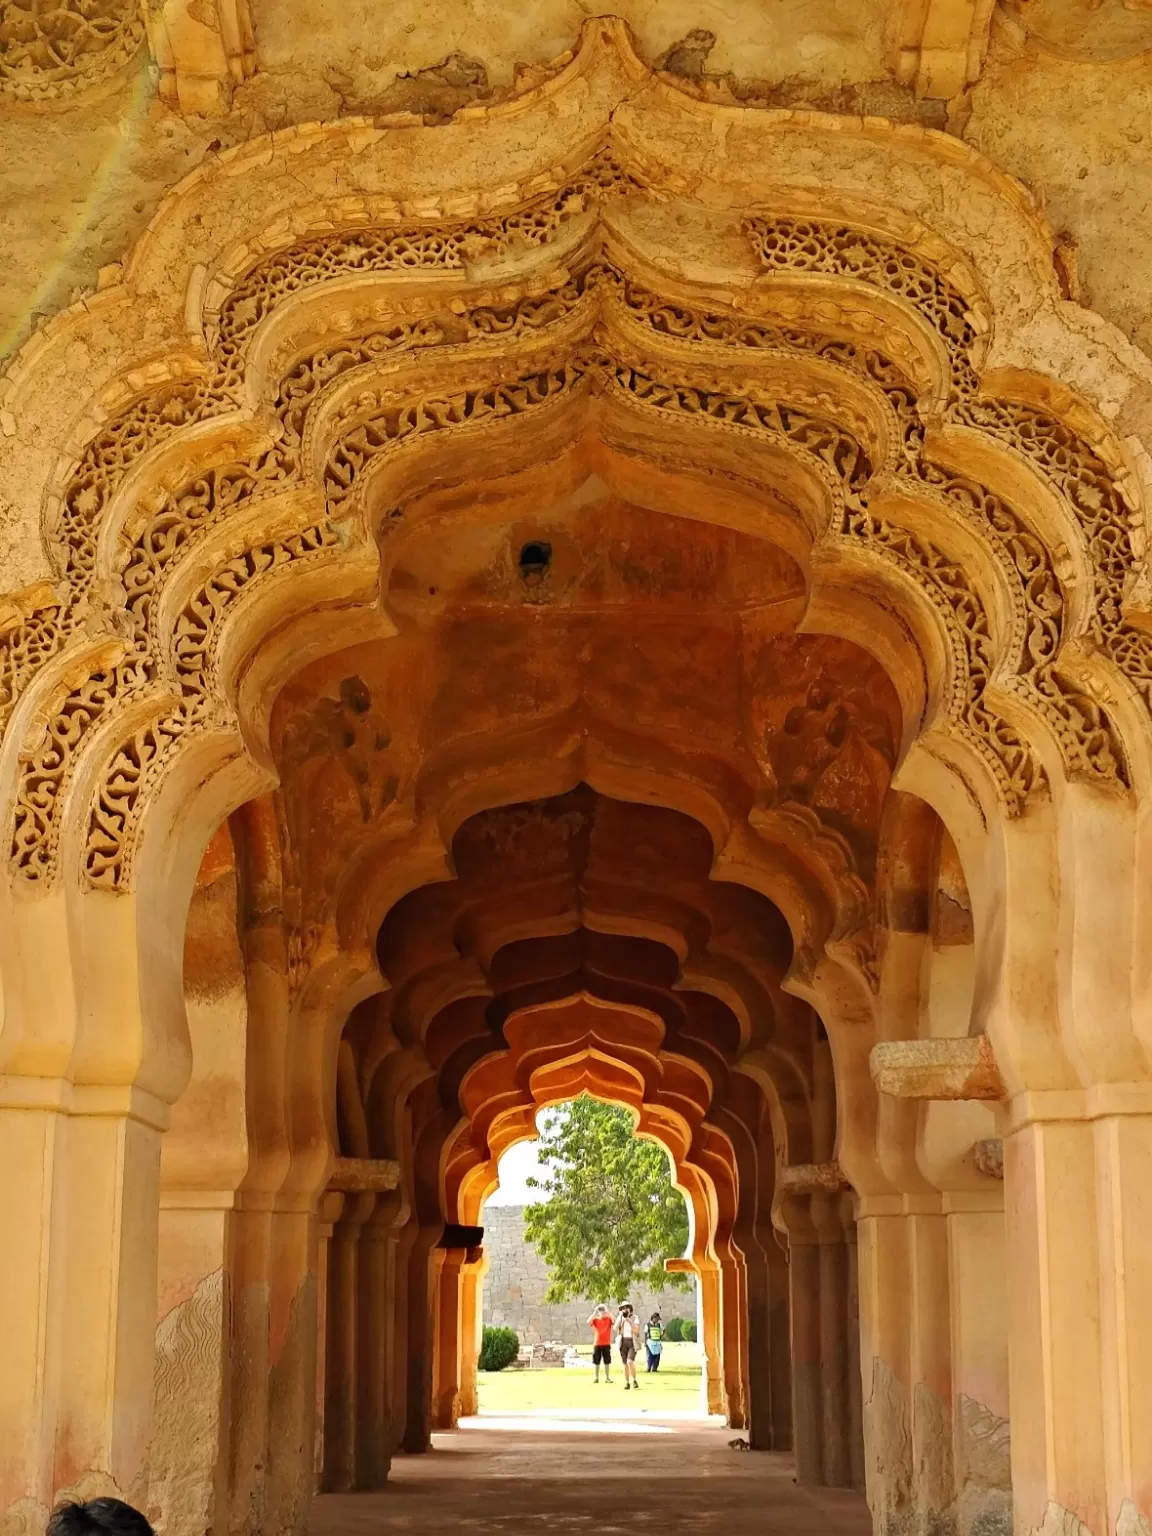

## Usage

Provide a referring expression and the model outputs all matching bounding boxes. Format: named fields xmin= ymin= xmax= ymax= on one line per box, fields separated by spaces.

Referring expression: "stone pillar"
xmin=262 ymin=1206 xmax=319 ymax=1534
xmin=401 ymin=1227 xmax=444 ymax=1453
xmin=432 ymin=1247 xmax=468 ymax=1431
xmin=980 ymin=791 xmax=1152 ymax=1536
xmin=698 ymin=1259 xmax=725 ymax=1417
xmin=769 ymin=1235 xmax=794 ymax=1453
xmin=786 ymin=1213 xmax=825 ymax=1486
xmin=948 ymin=1193 xmax=1010 ymax=1536
xmin=845 ymin=1213 xmax=865 ymax=1491
xmin=151 ymin=1201 xmax=231 ymax=1536
xmin=718 ymin=1241 xmax=748 ymax=1430
xmin=742 ymin=1233 xmax=774 ymax=1450
xmin=1003 ymin=1111 xmax=1152 ymax=1536
xmin=320 ymin=1195 xmax=351 ymax=1491
xmin=314 ymin=1193 xmax=341 ymax=1489
xmin=0 ymin=1088 xmax=166 ymax=1531
xmin=458 ymin=1251 xmax=486 ymax=1418
xmin=356 ymin=1200 xmax=399 ymax=1487
xmin=151 ymin=852 xmax=248 ymax=1536
xmin=813 ymin=1193 xmax=853 ymax=1489
xmin=389 ymin=1219 xmax=417 ymax=1453
xmin=856 ymin=1202 xmax=914 ymax=1533
xmin=907 ymin=1204 xmax=954 ymax=1530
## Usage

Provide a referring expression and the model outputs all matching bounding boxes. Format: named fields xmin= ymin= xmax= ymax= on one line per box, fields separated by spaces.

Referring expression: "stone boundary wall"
xmin=481 ymin=1204 xmax=695 ymax=1344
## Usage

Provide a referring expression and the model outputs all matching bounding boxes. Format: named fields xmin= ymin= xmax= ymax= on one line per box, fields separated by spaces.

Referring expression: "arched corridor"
xmin=3 ymin=20 xmax=1152 ymax=1536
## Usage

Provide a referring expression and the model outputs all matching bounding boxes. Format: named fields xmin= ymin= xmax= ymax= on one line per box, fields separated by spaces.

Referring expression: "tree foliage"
xmin=523 ymin=1095 xmax=691 ymax=1303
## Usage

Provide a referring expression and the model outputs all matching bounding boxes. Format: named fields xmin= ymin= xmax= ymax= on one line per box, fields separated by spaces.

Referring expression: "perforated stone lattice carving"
xmin=6 ymin=169 xmax=1148 ymax=893
xmin=211 ymin=148 xmax=641 ymax=382
xmin=0 ymin=0 xmax=145 ymax=99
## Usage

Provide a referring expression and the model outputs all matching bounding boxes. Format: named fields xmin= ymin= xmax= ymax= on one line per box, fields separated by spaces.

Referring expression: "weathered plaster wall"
xmin=8 ymin=0 xmax=1152 ymax=381
xmin=0 ymin=0 xmax=895 ymax=363
xmin=481 ymin=1205 xmax=693 ymax=1344
xmin=964 ymin=21 xmax=1152 ymax=360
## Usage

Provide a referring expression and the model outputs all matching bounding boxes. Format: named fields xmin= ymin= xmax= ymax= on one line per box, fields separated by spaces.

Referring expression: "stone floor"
xmin=311 ymin=1412 xmax=873 ymax=1534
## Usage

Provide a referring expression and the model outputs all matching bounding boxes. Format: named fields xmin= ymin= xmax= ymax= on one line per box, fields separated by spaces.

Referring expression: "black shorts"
xmin=593 ymin=1344 xmax=612 ymax=1365
xmin=619 ymin=1338 xmax=636 ymax=1362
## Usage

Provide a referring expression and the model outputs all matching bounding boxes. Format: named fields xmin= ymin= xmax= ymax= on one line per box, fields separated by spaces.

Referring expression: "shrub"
xmin=663 ymin=1316 xmax=685 ymax=1342
xmin=478 ymin=1324 xmax=520 ymax=1372
xmin=682 ymin=1319 xmax=698 ymax=1343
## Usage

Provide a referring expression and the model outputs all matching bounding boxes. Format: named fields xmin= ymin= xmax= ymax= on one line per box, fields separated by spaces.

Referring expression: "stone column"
xmin=0 ymin=1087 xmax=167 ymax=1532
xmin=152 ymin=1200 xmax=231 ymax=1536
xmin=785 ymin=1200 xmax=825 ymax=1486
xmin=0 ymin=885 xmax=185 ymax=1535
xmin=698 ymin=1259 xmax=725 ymax=1417
xmin=150 ymin=853 xmax=249 ymax=1536
xmin=1003 ymin=1110 xmax=1152 ymax=1536
xmin=314 ymin=1193 xmax=341 ymax=1489
xmin=742 ymin=1232 xmax=774 ymax=1450
xmin=769 ymin=1234 xmax=794 ymax=1453
xmin=813 ymin=1193 xmax=853 ymax=1489
xmin=401 ymin=1227 xmax=444 ymax=1453
xmin=907 ymin=1203 xmax=954 ymax=1529
xmin=458 ymin=1251 xmax=486 ymax=1418
xmin=856 ymin=1201 xmax=914 ymax=1533
xmin=321 ymin=1196 xmax=355 ymax=1491
xmin=845 ymin=1212 xmax=865 ymax=1491
xmin=947 ymin=1189 xmax=1010 ymax=1536
xmin=718 ymin=1241 xmax=748 ymax=1430
xmin=356 ymin=1197 xmax=401 ymax=1487
xmin=432 ymin=1247 xmax=467 ymax=1431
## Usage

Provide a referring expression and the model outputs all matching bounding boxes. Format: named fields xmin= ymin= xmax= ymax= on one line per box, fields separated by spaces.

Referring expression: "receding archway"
xmin=4 ymin=26 xmax=1152 ymax=1536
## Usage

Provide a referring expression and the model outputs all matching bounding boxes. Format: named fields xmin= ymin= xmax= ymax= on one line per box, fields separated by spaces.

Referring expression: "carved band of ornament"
xmin=742 ymin=216 xmax=984 ymax=399
xmin=40 ymin=341 xmax=1029 ymax=887
xmin=7 ymin=217 xmax=1146 ymax=885
xmin=746 ymin=215 xmax=1150 ymax=742
xmin=0 ymin=0 xmax=146 ymax=101
xmin=210 ymin=146 xmax=642 ymax=381
xmin=779 ymin=1161 xmax=851 ymax=1193
xmin=328 ymin=1157 xmax=401 ymax=1193
xmin=82 ymin=521 xmax=340 ymax=889
xmin=869 ymin=1035 xmax=1005 ymax=1101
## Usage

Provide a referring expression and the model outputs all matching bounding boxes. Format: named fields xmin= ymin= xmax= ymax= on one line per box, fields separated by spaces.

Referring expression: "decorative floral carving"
xmin=9 ymin=185 xmax=1148 ymax=890
xmin=212 ymin=148 xmax=639 ymax=382
xmin=0 ymin=0 xmax=145 ymax=100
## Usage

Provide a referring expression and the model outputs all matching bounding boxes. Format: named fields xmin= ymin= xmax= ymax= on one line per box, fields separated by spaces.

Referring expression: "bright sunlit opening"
xmin=458 ymin=1414 xmax=677 ymax=1434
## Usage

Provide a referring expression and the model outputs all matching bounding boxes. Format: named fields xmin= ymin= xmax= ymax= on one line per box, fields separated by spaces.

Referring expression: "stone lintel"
xmin=664 ymin=1257 xmax=696 ymax=1274
xmin=439 ymin=1223 xmax=484 ymax=1251
xmin=328 ymin=1156 xmax=401 ymax=1192
xmin=779 ymin=1161 xmax=852 ymax=1192
xmin=870 ymin=1035 xmax=1005 ymax=1100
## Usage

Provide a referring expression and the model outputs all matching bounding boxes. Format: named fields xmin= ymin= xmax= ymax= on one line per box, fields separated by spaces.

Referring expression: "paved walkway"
xmin=311 ymin=1413 xmax=873 ymax=1535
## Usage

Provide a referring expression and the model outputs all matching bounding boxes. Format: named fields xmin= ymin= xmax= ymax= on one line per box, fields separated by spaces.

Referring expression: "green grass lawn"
xmin=476 ymin=1341 xmax=704 ymax=1416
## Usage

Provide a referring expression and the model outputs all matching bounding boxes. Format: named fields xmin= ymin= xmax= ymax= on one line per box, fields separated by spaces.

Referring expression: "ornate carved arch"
xmin=1 ymin=18 xmax=1150 ymax=980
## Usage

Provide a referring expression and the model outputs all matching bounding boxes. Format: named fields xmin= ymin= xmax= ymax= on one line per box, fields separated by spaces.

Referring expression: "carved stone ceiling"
xmin=270 ymin=484 xmax=902 ymax=959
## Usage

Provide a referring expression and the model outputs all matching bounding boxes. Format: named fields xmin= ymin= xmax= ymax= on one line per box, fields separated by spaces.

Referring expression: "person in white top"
xmin=613 ymin=1302 xmax=641 ymax=1390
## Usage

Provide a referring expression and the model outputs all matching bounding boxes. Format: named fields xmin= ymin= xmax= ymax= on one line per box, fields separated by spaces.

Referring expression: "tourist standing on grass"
xmin=644 ymin=1311 xmax=664 ymax=1372
xmin=615 ymin=1302 xmax=641 ymax=1390
xmin=588 ymin=1303 xmax=614 ymax=1383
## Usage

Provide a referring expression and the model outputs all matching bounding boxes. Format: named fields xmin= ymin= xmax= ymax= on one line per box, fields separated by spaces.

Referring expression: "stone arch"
xmin=5 ymin=19 xmax=1152 ymax=1536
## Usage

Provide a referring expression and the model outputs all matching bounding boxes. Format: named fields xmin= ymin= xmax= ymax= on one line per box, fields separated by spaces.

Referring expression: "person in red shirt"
xmin=587 ymin=1304 xmax=614 ymax=1382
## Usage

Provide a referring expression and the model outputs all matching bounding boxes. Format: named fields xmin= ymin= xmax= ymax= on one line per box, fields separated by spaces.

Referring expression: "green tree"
xmin=523 ymin=1095 xmax=690 ymax=1303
